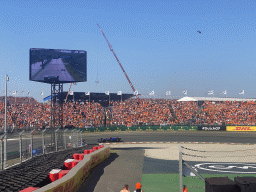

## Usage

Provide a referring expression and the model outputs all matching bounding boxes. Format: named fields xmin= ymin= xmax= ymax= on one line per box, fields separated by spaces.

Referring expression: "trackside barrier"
xmin=33 ymin=146 xmax=110 ymax=192
xmin=80 ymin=125 xmax=199 ymax=133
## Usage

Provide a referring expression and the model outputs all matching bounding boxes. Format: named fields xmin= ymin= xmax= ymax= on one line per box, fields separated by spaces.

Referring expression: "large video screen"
xmin=30 ymin=48 xmax=87 ymax=83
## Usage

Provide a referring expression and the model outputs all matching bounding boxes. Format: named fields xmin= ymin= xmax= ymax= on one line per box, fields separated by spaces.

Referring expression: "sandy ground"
xmin=109 ymin=143 xmax=256 ymax=163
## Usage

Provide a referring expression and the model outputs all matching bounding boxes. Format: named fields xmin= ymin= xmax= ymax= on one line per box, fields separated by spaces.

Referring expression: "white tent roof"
xmin=177 ymin=97 xmax=197 ymax=101
xmin=177 ymin=96 xmax=256 ymax=102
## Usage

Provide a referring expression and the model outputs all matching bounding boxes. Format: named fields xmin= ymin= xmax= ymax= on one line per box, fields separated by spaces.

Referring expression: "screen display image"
xmin=30 ymin=48 xmax=87 ymax=83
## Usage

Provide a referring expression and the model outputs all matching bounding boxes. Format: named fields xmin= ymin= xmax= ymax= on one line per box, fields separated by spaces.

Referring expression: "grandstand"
xmin=1 ymin=95 xmax=256 ymax=131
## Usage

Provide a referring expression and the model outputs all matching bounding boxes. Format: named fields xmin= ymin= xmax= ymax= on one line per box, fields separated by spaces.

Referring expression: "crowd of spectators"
xmin=198 ymin=101 xmax=256 ymax=125
xmin=0 ymin=96 xmax=256 ymax=130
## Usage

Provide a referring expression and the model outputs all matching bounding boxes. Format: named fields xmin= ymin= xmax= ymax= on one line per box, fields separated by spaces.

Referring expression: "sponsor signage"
xmin=227 ymin=126 xmax=256 ymax=131
xmin=194 ymin=163 xmax=256 ymax=174
xmin=198 ymin=126 xmax=226 ymax=131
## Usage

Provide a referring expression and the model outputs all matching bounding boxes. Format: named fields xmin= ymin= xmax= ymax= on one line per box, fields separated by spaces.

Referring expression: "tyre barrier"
xmin=21 ymin=144 xmax=109 ymax=192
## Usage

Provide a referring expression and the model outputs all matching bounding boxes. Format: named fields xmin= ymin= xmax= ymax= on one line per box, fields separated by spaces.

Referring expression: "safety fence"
xmin=179 ymin=143 xmax=256 ymax=192
xmin=0 ymin=129 xmax=84 ymax=170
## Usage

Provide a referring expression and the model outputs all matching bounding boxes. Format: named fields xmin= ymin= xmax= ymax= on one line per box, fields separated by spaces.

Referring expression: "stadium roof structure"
xmin=177 ymin=96 xmax=256 ymax=102
xmin=44 ymin=92 xmax=136 ymax=107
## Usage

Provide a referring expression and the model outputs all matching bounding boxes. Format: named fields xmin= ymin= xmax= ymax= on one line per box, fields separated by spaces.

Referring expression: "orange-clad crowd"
xmin=0 ymin=96 xmax=256 ymax=129
xmin=198 ymin=101 xmax=256 ymax=125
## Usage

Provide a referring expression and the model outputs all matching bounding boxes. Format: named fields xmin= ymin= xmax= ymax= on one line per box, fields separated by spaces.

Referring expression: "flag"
xmin=166 ymin=91 xmax=171 ymax=96
xmin=27 ymin=91 xmax=30 ymax=95
xmin=221 ymin=90 xmax=227 ymax=95
xmin=105 ymin=91 xmax=110 ymax=95
xmin=208 ymin=90 xmax=214 ymax=95
xmin=12 ymin=91 xmax=17 ymax=95
xmin=183 ymin=90 xmax=187 ymax=95
xmin=40 ymin=91 xmax=44 ymax=96
xmin=239 ymin=90 xmax=244 ymax=95
xmin=85 ymin=91 xmax=90 ymax=95
xmin=134 ymin=90 xmax=138 ymax=96
xmin=117 ymin=91 xmax=122 ymax=95
xmin=70 ymin=91 xmax=74 ymax=95
xmin=149 ymin=90 xmax=154 ymax=96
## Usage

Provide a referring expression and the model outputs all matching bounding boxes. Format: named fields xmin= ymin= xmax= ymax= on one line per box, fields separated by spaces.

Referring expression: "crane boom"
xmin=65 ymin=83 xmax=73 ymax=103
xmin=97 ymin=24 xmax=140 ymax=103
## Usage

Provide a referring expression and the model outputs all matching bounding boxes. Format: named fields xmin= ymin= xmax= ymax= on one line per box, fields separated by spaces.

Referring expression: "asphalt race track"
xmin=31 ymin=58 xmax=74 ymax=81
xmin=82 ymin=131 xmax=256 ymax=144
xmin=6 ymin=131 xmax=256 ymax=155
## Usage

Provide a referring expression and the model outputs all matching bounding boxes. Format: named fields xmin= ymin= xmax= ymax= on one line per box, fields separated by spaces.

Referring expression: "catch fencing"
xmin=178 ymin=143 xmax=256 ymax=192
xmin=0 ymin=129 xmax=84 ymax=170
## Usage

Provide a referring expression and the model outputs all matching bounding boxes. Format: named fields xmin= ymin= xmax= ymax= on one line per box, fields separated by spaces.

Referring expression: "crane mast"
xmin=97 ymin=24 xmax=140 ymax=103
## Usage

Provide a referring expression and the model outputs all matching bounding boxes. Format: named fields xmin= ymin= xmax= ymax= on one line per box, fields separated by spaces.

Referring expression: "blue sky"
xmin=0 ymin=0 xmax=255 ymax=101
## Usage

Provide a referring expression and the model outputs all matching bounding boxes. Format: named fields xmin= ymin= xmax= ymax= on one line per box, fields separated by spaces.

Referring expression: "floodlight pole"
xmin=4 ymin=74 xmax=9 ymax=169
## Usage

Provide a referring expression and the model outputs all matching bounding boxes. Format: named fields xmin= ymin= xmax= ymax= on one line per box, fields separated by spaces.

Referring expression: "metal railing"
xmin=0 ymin=129 xmax=84 ymax=170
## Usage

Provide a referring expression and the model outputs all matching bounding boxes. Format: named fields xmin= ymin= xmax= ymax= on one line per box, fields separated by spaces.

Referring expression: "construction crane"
xmin=65 ymin=82 xmax=76 ymax=103
xmin=97 ymin=24 xmax=141 ymax=104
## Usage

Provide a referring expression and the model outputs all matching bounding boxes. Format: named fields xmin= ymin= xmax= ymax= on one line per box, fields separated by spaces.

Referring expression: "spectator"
xmin=134 ymin=183 xmax=143 ymax=192
xmin=183 ymin=185 xmax=188 ymax=192
xmin=120 ymin=184 xmax=130 ymax=192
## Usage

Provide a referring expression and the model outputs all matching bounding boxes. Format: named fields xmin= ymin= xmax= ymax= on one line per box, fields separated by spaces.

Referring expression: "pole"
xmin=179 ymin=144 xmax=183 ymax=192
xmin=64 ymin=129 xmax=67 ymax=150
xmin=42 ymin=129 xmax=46 ymax=154
xmin=1 ymin=133 xmax=6 ymax=170
xmin=30 ymin=129 xmax=35 ymax=158
xmin=80 ymin=131 xmax=83 ymax=146
xmin=4 ymin=74 xmax=9 ymax=169
xmin=55 ymin=128 xmax=59 ymax=152
xmin=76 ymin=130 xmax=79 ymax=147
xmin=19 ymin=130 xmax=24 ymax=163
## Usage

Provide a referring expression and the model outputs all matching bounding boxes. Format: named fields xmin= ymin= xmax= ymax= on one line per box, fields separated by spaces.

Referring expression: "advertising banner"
xmin=198 ymin=126 xmax=226 ymax=131
xmin=171 ymin=126 xmax=198 ymax=131
xmin=227 ymin=126 xmax=256 ymax=131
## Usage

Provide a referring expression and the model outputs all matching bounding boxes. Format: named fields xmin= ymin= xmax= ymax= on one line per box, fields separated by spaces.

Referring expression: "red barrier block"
xmin=73 ymin=153 xmax=80 ymax=160
xmin=49 ymin=169 xmax=61 ymax=182
xmin=84 ymin=150 xmax=90 ymax=154
xmin=71 ymin=160 xmax=81 ymax=168
xmin=99 ymin=145 xmax=104 ymax=148
xmin=19 ymin=187 xmax=39 ymax=192
xmin=88 ymin=149 xmax=94 ymax=153
xmin=59 ymin=170 xmax=69 ymax=179
xmin=79 ymin=153 xmax=86 ymax=160
xmin=93 ymin=147 xmax=99 ymax=150
xmin=64 ymin=159 xmax=75 ymax=170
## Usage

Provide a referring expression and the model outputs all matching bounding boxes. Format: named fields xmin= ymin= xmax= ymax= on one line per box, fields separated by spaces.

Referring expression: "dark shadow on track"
xmin=77 ymin=153 xmax=119 ymax=192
